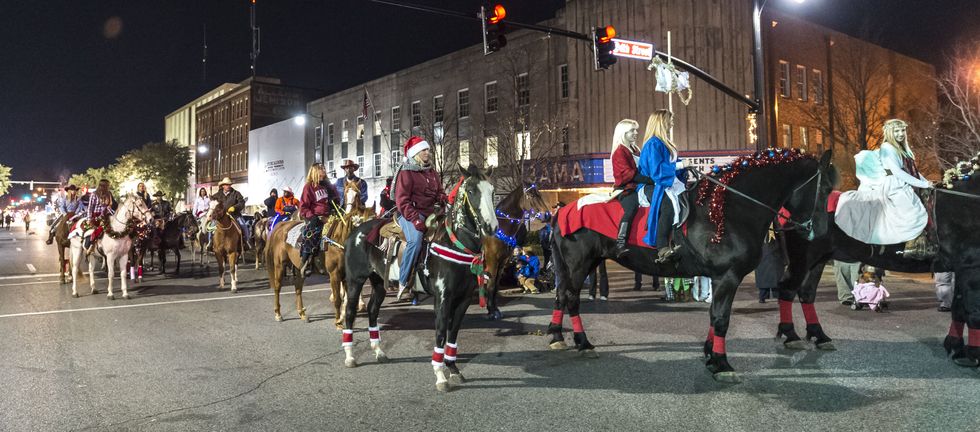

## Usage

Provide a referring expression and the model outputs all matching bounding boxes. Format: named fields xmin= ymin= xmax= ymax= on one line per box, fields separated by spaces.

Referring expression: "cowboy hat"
xmin=153 ymin=191 xmax=165 ymax=197
xmin=340 ymin=159 xmax=359 ymax=169
xmin=282 ymin=186 xmax=293 ymax=193
xmin=64 ymin=184 xmax=78 ymax=191
xmin=218 ymin=177 xmax=233 ymax=186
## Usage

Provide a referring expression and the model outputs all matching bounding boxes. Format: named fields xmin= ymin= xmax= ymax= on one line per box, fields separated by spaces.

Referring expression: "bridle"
xmin=446 ymin=177 xmax=493 ymax=254
xmin=111 ymin=196 xmax=152 ymax=227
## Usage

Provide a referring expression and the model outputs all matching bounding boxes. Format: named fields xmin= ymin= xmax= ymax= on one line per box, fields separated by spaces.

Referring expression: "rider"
xmin=273 ymin=187 xmax=299 ymax=226
xmin=135 ymin=182 xmax=152 ymax=208
xmin=299 ymin=163 xmax=341 ymax=276
xmin=335 ymin=159 xmax=368 ymax=207
xmin=46 ymin=184 xmax=86 ymax=245
xmin=192 ymin=187 xmax=210 ymax=219
xmin=393 ymin=136 xmax=447 ymax=298
xmin=151 ymin=191 xmax=174 ymax=222
xmin=85 ymin=179 xmax=116 ymax=252
xmin=379 ymin=177 xmax=396 ymax=215
xmin=210 ymin=177 xmax=248 ymax=249
xmin=610 ymin=118 xmax=655 ymax=258
xmin=637 ymin=110 xmax=689 ymax=263
xmin=263 ymin=189 xmax=278 ymax=218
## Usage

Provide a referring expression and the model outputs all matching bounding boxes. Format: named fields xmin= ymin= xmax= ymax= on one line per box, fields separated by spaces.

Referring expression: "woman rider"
xmin=299 ymin=163 xmax=340 ymax=276
xmin=637 ymin=110 xmax=689 ymax=263
xmin=85 ymin=179 xmax=116 ymax=251
xmin=192 ymin=187 xmax=211 ymax=219
xmin=393 ymin=136 xmax=447 ymax=299
xmin=610 ymin=118 xmax=654 ymax=258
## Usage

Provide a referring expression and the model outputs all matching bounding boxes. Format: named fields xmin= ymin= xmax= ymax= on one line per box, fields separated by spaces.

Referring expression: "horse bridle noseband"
xmin=448 ymin=178 xmax=492 ymax=251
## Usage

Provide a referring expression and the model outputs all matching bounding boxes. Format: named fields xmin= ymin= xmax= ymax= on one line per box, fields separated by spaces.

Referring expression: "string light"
xmin=495 ymin=228 xmax=518 ymax=248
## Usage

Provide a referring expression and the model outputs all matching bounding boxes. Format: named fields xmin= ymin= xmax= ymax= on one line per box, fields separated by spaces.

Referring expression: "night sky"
xmin=1 ymin=0 xmax=977 ymax=188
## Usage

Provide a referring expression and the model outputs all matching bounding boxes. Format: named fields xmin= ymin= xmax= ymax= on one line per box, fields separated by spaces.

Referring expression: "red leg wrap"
xmin=969 ymin=328 xmax=980 ymax=348
xmin=571 ymin=315 xmax=584 ymax=333
xmin=445 ymin=342 xmax=458 ymax=362
xmin=341 ymin=329 xmax=353 ymax=347
xmin=712 ymin=335 xmax=727 ymax=355
xmin=431 ymin=347 xmax=445 ymax=366
xmin=551 ymin=309 xmax=563 ymax=326
xmin=368 ymin=326 xmax=380 ymax=342
xmin=949 ymin=321 xmax=965 ymax=339
xmin=801 ymin=302 xmax=819 ymax=325
xmin=779 ymin=299 xmax=793 ymax=324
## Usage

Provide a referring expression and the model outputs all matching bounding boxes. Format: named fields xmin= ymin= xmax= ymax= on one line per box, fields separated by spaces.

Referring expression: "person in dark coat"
xmin=379 ymin=177 xmax=396 ymax=215
xmin=755 ymin=216 xmax=788 ymax=303
xmin=298 ymin=163 xmax=341 ymax=276
xmin=211 ymin=177 xmax=249 ymax=247
xmin=263 ymin=189 xmax=278 ymax=217
xmin=335 ymin=159 xmax=368 ymax=207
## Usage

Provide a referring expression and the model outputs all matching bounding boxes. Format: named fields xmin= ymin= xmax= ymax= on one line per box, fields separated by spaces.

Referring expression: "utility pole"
xmin=250 ymin=0 xmax=260 ymax=77
xmin=202 ymin=24 xmax=208 ymax=83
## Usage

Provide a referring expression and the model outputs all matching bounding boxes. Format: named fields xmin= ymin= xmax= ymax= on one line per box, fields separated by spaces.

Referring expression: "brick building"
xmin=164 ymin=83 xmax=237 ymax=202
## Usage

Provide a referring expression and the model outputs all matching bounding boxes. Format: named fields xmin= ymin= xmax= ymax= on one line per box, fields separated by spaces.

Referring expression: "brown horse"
xmin=252 ymin=214 xmax=272 ymax=270
xmin=208 ymin=200 xmax=241 ymax=292
xmin=52 ymin=217 xmax=74 ymax=283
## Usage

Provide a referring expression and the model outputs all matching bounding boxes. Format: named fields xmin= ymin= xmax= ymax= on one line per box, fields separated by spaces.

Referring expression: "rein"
xmin=934 ymin=188 xmax=980 ymax=200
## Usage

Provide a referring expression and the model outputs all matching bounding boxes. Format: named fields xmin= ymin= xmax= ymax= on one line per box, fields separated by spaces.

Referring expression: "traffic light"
xmin=481 ymin=3 xmax=506 ymax=55
xmin=592 ymin=25 xmax=617 ymax=70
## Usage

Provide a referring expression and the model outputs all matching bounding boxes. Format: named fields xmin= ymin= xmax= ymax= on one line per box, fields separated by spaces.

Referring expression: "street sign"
xmin=612 ymin=38 xmax=655 ymax=61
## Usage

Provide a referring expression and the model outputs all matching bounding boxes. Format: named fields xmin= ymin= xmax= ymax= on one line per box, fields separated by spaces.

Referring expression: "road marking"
xmin=0 ymin=272 xmax=62 ymax=281
xmin=0 ymin=288 xmax=328 ymax=319
xmin=26 ymin=264 xmax=37 ymax=273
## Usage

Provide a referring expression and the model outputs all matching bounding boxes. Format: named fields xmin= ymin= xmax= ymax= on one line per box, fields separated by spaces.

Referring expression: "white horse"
xmin=69 ymin=194 xmax=154 ymax=299
xmin=191 ymin=216 xmax=211 ymax=266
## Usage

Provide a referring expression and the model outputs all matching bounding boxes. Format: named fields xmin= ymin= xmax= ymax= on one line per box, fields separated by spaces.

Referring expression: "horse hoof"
xmin=72 ymin=293 xmax=79 ymax=298
xmin=335 ymin=323 xmax=344 ymax=330
xmin=376 ymin=353 xmax=389 ymax=363
xmin=449 ymin=373 xmax=465 ymax=385
xmin=107 ymin=294 xmax=115 ymax=300
xmin=91 ymin=289 xmax=98 ymax=295
xmin=549 ymin=341 xmax=568 ymax=351
xmin=815 ymin=341 xmax=837 ymax=351
xmin=231 ymin=288 xmax=238 ymax=293
xmin=344 ymin=358 xmax=358 ymax=368
xmin=122 ymin=294 xmax=130 ymax=300
xmin=784 ymin=340 xmax=808 ymax=351
xmin=581 ymin=349 xmax=599 ymax=359
xmin=436 ymin=381 xmax=452 ymax=392
xmin=953 ymin=357 xmax=980 ymax=368
xmin=329 ymin=294 xmax=336 ymax=303
xmin=275 ymin=314 xmax=283 ymax=322
xmin=712 ymin=371 xmax=742 ymax=384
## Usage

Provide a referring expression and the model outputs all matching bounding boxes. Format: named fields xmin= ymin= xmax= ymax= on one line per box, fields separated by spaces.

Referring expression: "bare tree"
xmin=930 ymin=40 xmax=980 ymax=166
xmin=411 ymin=97 xmax=463 ymax=190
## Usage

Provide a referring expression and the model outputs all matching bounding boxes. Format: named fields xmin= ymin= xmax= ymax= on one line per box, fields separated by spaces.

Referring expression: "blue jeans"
xmin=398 ymin=216 xmax=423 ymax=287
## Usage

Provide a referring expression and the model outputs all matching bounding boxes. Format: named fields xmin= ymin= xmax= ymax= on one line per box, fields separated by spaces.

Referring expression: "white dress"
xmin=835 ymin=143 xmax=930 ymax=245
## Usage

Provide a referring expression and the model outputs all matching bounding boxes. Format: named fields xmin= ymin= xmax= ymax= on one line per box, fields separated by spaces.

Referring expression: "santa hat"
xmin=404 ymin=136 xmax=430 ymax=159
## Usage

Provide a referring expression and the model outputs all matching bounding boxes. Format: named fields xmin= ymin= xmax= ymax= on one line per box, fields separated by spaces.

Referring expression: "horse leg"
xmin=445 ymin=293 xmax=473 ymax=385
xmin=799 ymin=268 xmax=835 ymax=351
xmin=566 ymin=260 xmax=598 ymax=357
xmin=88 ymin=248 xmax=97 ymax=295
xmin=118 ymin=252 xmax=130 ymax=300
xmin=367 ymin=274 xmax=388 ymax=363
xmin=70 ymin=243 xmax=81 ymax=297
xmin=230 ymin=252 xmax=239 ymax=293
xmin=431 ymin=290 xmax=452 ymax=392
xmin=294 ymin=269 xmax=307 ymax=322
xmin=705 ymin=271 xmax=742 ymax=383
xmin=217 ymin=252 xmax=225 ymax=291
xmin=174 ymin=248 xmax=181 ymax=275
xmin=953 ymin=269 xmax=980 ymax=367
xmin=342 ymin=273 xmax=368 ymax=368
xmin=947 ymin=272 xmax=969 ymax=364
xmin=776 ymin=260 xmax=829 ymax=350
xmin=105 ymin=252 xmax=117 ymax=300
xmin=486 ymin=274 xmax=503 ymax=320
xmin=330 ymin=268 xmax=345 ymax=329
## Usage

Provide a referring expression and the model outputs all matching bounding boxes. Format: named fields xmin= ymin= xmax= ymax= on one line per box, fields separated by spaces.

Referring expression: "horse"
xmin=548 ymin=149 xmax=835 ymax=383
xmin=777 ymin=162 xmax=980 ymax=368
xmin=69 ymin=194 xmax=155 ymax=299
xmin=152 ymin=212 xmax=191 ymax=274
xmin=481 ymin=183 xmax=551 ymax=319
xmin=341 ymin=164 xmax=498 ymax=392
xmin=265 ymin=186 xmax=374 ymax=325
xmin=51 ymin=216 xmax=75 ymax=284
xmin=208 ymin=200 xmax=242 ymax=292
xmin=252 ymin=213 xmax=271 ymax=270
xmin=188 ymin=214 xmax=211 ymax=267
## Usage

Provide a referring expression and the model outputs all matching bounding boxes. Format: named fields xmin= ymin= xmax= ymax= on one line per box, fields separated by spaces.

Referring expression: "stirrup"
xmin=899 ymin=233 xmax=937 ymax=260
xmin=614 ymin=242 xmax=630 ymax=259
xmin=655 ymin=244 xmax=681 ymax=264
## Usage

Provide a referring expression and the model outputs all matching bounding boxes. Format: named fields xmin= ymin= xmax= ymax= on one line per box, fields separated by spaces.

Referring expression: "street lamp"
xmin=293 ymin=113 xmax=325 ymax=164
xmin=752 ymin=0 xmax=805 ymax=151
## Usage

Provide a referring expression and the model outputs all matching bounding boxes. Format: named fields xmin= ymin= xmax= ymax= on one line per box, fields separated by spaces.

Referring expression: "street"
xmin=0 ymin=223 xmax=977 ymax=431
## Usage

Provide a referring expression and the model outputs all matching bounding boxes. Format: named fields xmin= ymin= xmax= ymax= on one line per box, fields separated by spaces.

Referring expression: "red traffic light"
xmin=489 ymin=4 xmax=506 ymax=24
xmin=598 ymin=25 xmax=616 ymax=44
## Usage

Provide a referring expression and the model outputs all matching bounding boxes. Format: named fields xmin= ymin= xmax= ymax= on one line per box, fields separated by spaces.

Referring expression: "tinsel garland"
xmin=104 ymin=216 xmax=140 ymax=240
xmin=696 ymin=147 xmax=814 ymax=244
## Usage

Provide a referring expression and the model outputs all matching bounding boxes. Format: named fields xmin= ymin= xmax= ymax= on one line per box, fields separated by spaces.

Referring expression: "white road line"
xmin=26 ymin=264 xmax=37 ymax=273
xmin=0 ymin=272 xmax=63 ymax=281
xmin=0 ymin=287 xmax=326 ymax=319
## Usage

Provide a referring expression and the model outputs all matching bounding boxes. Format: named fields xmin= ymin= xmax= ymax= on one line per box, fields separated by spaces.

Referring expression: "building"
xmin=303 ymin=0 xmax=936 ymax=205
xmin=164 ymin=83 xmax=238 ymax=202
xmin=194 ymin=77 xmax=321 ymax=202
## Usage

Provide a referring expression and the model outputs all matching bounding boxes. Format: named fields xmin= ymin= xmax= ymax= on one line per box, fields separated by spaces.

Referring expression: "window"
xmin=326 ymin=123 xmax=335 ymax=161
xmin=391 ymin=106 xmax=401 ymax=132
xmin=314 ymin=125 xmax=323 ymax=163
xmin=486 ymin=136 xmax=498 ymax=167
xmin=373 ymin=153 xmax=382 ymax=177
xmin=459 ymin=139 xmax=470 ymax=167
xmin=457 ymin=89 xmax=470 ymax=119
xmin=373 ymin=110 xmax=382 ymax=136
xmin=796 ymin=65 xmax=807 ymax=102
xmin=559 ymin=64 xmax=569 ymax=99
xmin=812 ymin=69 xmax=824 ymax=104
xmin=800 ymin=126 xmax=809 ymax=149
xmin=434 ymin=123 xmax=444 ymax=145
xmin=411 ymin=101 xmax=421 ymax=128
xmin=342 ymin=119 xmax=349 ymax=142
xmin=327 ymin=160 xmax=336 ymax=179
xmin=778 ymin=60 xmax=791 ymax=98
xmin=433 ymin=95 xmax=444 ymax=124
xmin=356 ymin=115 xmax=365 ymax=139
xmin=485 ymin=81 xmax=498 ymax=113
xmin=516 ymin=73 xmax=530 ymax=107
xmin=782 ymin=124 xmax=792 ymax=147
xmin=356 ymin=155 xmax=365 ymax=177
xmin=515 ymin=131 xmax=530 ymax=160
xmin=391 ymin=150 xmax=402 ymax=170
xmin=814 ymin=129 xmax=824 ymax=151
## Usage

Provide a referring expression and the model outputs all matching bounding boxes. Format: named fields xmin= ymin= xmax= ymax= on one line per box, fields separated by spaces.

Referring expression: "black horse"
xmin=779 ymin=167 xmax=980 ymax=367
xmin=549 ymin=149 xmax=835 ymax=382
xmin=341 ymin=164 xmax=498 ymax=392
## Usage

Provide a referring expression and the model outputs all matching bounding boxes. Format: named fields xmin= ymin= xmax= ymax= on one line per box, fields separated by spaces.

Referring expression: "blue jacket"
xmin=539 ymin=224 xmax=552 ymax=250
xmin=517 ymin=255 xmax=540 ymax=278
xmin=638 ymin=136 xmax=686 ymax=247
xmin=335 ymin=177 xmax=368 ymax=207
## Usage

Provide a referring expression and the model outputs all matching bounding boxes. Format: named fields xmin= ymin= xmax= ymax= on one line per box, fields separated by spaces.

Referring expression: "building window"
xmin=814 ymin=129 xmax=824 ymax=151
xmin=356 ymin=155 xmax=365 ymax=177
xmin=391 ymin=150 xmax=402 ymax=170
xmin=459 ymin=139 xmax=470 ymax=167
xmin=515 ymin=131 xmax=530 ymax=160
xmin=356 ymin=115 xmax=365 ymax=139
xmin=327 ymin=160 xmax=336 ymax=179
xmin=411 ymin=101 xmax=421 ymax=128
xmin=457 ymin=89 xmax=470 ymax=119
xmin=778 ymin=60 xmax=791 ymax=98
xmin=812 ymin=69 xmax=824 ymax=104
xmin=561 ymin=127 xmax=569 ymax=155
xmin=433 ymin=123 xmax=444 ymax=145
xmin=433 ymin=95 xmax=444 ymax=124
xmin=796 ymin=65 xmax=808 ymax=102
xmin=373 ymin=110 xmax=382 ymax=136
xmin=516 ymin=73 xmax=530 ymax=107
xmin=486 ymin=136 xmax=498 ymax=167
xmin=314 ymin=125 xmax=323 ymax=163
xmin=485 ymin=81 xmax=498 ymax=113
xmin=800 ymin=126 xmax=809 ymax=149
xmin=782 ymin=124 xmax=792 ymax=147
xmin=391 ymin=106 xmax=401 ymax=132
xmin=373 ymin=153 xmax=382 ymax=177
xmin=342 ymin=119 xmax=349 ymax=143
xmin=559 ymin=64 xmax=569 ymax=99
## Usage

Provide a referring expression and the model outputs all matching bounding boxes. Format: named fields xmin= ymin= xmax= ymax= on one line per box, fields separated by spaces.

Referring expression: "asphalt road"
xmin=0 ymin=226 xmax=978 ymax=431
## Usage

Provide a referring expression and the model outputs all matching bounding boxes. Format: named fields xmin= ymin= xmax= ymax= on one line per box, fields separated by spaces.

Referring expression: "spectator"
xmin=935 ymin=272 xmax=953 ymax=312
xmin=834 ymin=260 xmax=861 ymax=306
xmin=379 ymin=177 xmax=396 ymax=215
xmin=633 ymin=273 xmax=660 ymax=291
xmin=514 ymin=247 xmax=541 ymax=294
xmin=755 ymin=223 xmax=785 ymax=303
xmin=539 ymin=223 xmax=552 ymax=271
xmin=587 ymin=261 xmax=609 ymax=301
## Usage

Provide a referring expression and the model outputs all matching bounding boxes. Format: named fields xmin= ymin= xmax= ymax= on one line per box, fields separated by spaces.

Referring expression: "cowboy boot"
xmin=614 ymin=219 xmax=631 ymax=259
xmin=900 ymin=231 xmax=937 ymax=261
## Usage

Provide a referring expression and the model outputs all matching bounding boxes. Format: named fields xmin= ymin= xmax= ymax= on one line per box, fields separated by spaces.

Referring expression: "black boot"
xmin=46 ymin=231 xmax=54 ymax=245
xmin=655 ymin=201 xmax=680 ymax=264
xmin=300 ymin=254 xmax=313 ymax=277
xmin=614 ymin=219 xmax=631 ymax=259
xmin=900 ymin=231 xmax=937 ymax=260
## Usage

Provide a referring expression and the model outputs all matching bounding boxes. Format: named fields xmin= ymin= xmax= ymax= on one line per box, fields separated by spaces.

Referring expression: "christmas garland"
xmin=696 ymin=147 xmax=814 ymax=244
xmin=104 ymin=215 xmax=140 ymax=239
xmin=941 ymin=152 xmax=980 ymax=189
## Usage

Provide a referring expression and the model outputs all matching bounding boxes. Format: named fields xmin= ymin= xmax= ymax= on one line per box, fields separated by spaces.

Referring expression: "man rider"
xmin=210 ymin=177 xmax=249 ymax=248
xmin=272 ymin=186 xmax=299 ymax=230
xmin=151 ymin=191 xmax=174 ymax=222
xmin=46 ymin=184 xmax=86 ymax=245
xmin=335 ymin=159 xmax=368 ymax=207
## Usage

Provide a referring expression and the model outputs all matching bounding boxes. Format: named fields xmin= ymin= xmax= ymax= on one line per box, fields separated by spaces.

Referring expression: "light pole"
xmin=294 ymin=113 xmax=325 ymax=164
xmin=752 ymin=0 xmax=805 ymax=151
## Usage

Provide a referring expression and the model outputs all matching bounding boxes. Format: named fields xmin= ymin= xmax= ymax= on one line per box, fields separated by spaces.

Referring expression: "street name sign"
xmin=612 ymin=38 xmax=655 ymax=61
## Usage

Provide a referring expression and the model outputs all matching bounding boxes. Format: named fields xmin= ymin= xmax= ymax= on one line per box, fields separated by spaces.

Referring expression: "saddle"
xmin=900 ymin=189 xmax=938 ymax=260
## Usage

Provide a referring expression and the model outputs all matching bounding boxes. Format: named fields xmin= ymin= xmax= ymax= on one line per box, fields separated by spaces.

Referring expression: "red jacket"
xmin=395 ymin=165 xmax=447 ymax=229
xmin=611 ymin=145 xmax=641 ymax=190
xmin=300 ymin=181 xmax=340 ymax=220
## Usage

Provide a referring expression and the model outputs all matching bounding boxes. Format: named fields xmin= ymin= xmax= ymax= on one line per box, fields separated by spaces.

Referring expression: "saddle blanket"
xmin=557 ymin=200 xmax=654 ymax=249
xmin=285 ymin=223 xmax=342 ymax=250
xmin=68 ymin=218 xmax=94 ymax=240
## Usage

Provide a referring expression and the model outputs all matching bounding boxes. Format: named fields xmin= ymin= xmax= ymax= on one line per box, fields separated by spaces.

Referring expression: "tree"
xmin=68 ymin=166 xmax=114 ymax=191
xmin=0 ymin=163 xmax=11 ymax=196
xmin=115 ymin=140 xmax=193 ymax=200
xmin=929 ymin=39 xmax=980 ymax=167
